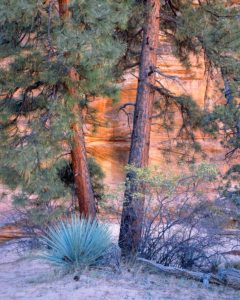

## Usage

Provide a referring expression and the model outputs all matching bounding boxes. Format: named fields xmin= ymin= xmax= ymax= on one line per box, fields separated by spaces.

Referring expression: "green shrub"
xmin=10 ymin=157 xmax=106 ymax=239
xmin=40 ymin=215 xmax=111 ymax=268
xmin=58 ymin=157 xmax=105 ymax=208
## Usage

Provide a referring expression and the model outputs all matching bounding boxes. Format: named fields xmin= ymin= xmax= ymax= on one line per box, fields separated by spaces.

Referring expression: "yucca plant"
xmin=40 ymin=215 xmax=111 ymax=268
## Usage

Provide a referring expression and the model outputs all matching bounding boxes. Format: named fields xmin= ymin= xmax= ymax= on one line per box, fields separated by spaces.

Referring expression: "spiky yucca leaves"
xmin=40 ymin=216 xmax=111 ymax=268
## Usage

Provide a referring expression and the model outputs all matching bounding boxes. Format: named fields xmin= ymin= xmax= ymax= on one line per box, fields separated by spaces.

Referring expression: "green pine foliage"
xmin=210 ymin=102 xmax=240 ymax=152
xmin=58 ymin=157 xmax=105 ymax=208
xmin=0 ymin=1 xmax=132 ymax=225
xmin=163 ymin=1 xmax=240 ymax=70
xmin=160 ymin=1 xmax=240 ymax=199
xmin=88 ymin=157 xmax=105 ymax=206
xmin=163 ymin=0 xmax=240 ymax=138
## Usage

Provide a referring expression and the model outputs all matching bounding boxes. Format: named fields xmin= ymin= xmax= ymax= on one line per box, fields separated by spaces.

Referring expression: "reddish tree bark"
xmin=58 ymin=0 xmax=96 ymax=218
xmin=58 ymin=0 xmax=70 ymax=18
xmin=119 ymin=0 xmax=160 ymax=257
xmin=70 ymin=106 xmax=96 ymax=218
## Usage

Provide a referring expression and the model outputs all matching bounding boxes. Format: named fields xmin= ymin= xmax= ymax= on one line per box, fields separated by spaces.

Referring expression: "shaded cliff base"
xmin=1 ymin=239 xmax=240 ymax=300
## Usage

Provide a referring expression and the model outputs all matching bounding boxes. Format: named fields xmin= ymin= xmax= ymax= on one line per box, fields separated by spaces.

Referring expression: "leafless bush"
xmin=121 ymin=164 xmax=239 ymax=271
xmin=139 ymin=198 xmax=229 ymax=271
xmin=0 ymin=192 xmax=75 ymax=251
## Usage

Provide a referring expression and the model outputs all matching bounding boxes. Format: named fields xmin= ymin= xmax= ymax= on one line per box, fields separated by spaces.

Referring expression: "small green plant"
xmin=40 ymin=215 xmax=111 ymax=269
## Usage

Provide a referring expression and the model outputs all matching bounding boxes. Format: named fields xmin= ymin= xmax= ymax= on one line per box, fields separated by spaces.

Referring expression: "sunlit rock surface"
xmin=85 ymin=36 xmax=228 ymax=186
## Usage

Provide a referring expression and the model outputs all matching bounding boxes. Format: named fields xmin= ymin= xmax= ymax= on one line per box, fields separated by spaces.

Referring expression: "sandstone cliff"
xmin=85 ymin=36 xmax=227 ymax=186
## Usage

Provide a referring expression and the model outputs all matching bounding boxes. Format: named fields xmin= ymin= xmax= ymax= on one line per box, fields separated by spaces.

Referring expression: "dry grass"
xmin=0 ymin=240 xmax=240 ymax=300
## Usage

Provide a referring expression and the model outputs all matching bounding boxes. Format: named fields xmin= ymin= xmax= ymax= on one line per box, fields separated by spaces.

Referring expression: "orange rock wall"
xmin=85 ymin=36 xmax=229 ymax=186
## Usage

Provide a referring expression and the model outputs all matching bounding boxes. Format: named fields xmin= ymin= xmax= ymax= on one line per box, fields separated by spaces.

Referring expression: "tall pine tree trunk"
xmin=119 ymin=0 xmax=160 ymax=257
xmin=70 ymin=107 xmax=96 ymax=217
xmin=58 ymin=0 xmax=96 ymax=218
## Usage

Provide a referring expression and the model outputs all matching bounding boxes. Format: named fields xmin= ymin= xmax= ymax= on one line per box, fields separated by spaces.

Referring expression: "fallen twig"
xmin=137 ymin=257 xmax=240 ymax=290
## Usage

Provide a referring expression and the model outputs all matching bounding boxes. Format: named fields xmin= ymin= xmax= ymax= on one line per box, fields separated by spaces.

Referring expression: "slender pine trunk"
xmin=70 ymin=109 xmax=96 ymax=217
xmin=58 ymin=0 xmax=96 ymax=218
xmin=119 ymin=0 xmax=160 ymax=257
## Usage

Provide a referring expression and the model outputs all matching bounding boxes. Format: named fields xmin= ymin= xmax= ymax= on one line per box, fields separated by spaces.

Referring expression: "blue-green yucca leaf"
xmin=39 ymin=215 xmax=111 ymax=268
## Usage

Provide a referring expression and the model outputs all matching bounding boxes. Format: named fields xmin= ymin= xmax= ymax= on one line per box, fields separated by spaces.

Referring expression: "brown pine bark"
xmin=58 ymin=0 xmax=96 ymax=218
xmin=70 ymin=108 xmax=96 ymax=218
xmin=58 ymin=0 xmax=70 ymax=18
xmin=119 ymin=0 xmax=160 ymax=257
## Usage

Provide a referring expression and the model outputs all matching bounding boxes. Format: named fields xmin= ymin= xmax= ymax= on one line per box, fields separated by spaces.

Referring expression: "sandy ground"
xmin=0 ymin=240 xmax=240 ymax=300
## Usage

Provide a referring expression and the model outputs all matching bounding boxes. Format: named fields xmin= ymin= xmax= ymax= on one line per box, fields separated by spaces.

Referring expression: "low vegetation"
xmin=40 ymin=215 xmax=111 ymax=269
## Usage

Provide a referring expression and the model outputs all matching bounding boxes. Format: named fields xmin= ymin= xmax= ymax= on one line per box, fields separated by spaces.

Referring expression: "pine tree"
xmin=58 ymin=0 xmax=95 ymax=217
xmin=119 ymin=0 xmax=160 ymax=257
xmin=118 ymin=0 xmax=240 ymax=257
xmin=166 ymin=0 xmax=240 ymax=207
xmin=0 ymin=0 xmax=131 ymax=224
